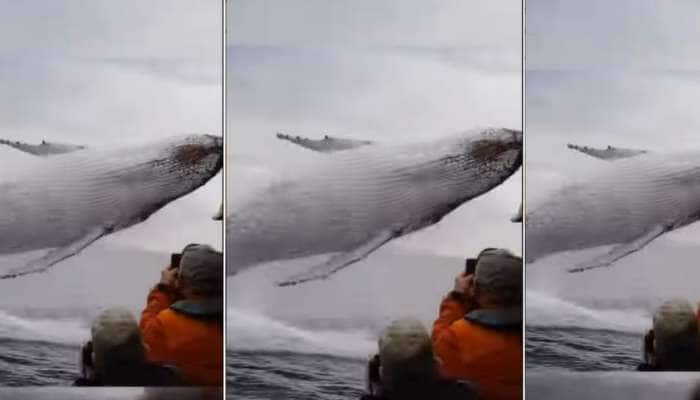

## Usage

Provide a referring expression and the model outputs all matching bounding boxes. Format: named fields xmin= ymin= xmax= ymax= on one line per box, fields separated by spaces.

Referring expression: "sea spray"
xmin=0 ymin=309 xmax=88 ymax=346
xmin=228 ymin=307 xmax=377 ymax=359
xmin=526 ymin=290 xmax=650 ymax=333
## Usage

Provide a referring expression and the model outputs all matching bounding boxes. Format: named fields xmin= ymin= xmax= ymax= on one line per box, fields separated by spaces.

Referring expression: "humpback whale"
xmin=228 ymin=128 xmax=522 ymax=286
xmin=527 ymin=148 xmax=700 ymax=272
xmin=0 ymin=134 xmax=222 ymax=278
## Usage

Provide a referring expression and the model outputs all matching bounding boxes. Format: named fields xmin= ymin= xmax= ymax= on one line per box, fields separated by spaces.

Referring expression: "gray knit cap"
xmin=179 ymin=243 xmax=223 ymax=293
xmin=474 ymin=248 xmax=522 ymax=299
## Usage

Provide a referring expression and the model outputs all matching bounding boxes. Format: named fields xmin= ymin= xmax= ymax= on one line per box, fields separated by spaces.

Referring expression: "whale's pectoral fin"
xmin=212 ymin=203 xmax=223 ymax=221
xmin=566 ymin=143 xmax=648 ymax=161
xmin=510 ymin=203 xmax=523 ymax=223
xmin=0 ymin=139 xmax=45 ymax=156
xmin=0 ymin=138 xmax=85 ymax=156
xmin=275 ymin=133 xmax=316 ymax=149
xmin=276 ymin=132 xmax=373 ymax=153
xmin=567 ymin=225 xmax=668 ymax=273
xmin=276 ymin=229 xmax=399 ymax=287
xmin=0 ymin=227 xmax=108 ymax=279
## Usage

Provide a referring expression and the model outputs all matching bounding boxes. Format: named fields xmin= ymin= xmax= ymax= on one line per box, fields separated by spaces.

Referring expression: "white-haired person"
xmin=638 ymin=299 xmax=700 ymax=371
xmin=75 ymin=307 xmax=180 ymax=386
xmin=432 ymin=248 xmax=522 ymax=400
xmin=362 ymin=318 xmax=478 ymax=400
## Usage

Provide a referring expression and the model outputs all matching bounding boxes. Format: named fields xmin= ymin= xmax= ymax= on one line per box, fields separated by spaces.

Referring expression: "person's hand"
xmin=452 ymin=272 xmax=477 ymax=310
xmin=160 ymin=266 xmax=178 ymax=287
xmin=453 ymin=272 xmax=473 ymax=295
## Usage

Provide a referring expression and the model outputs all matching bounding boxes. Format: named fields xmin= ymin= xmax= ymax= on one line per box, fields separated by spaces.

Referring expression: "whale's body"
xmin=0 ymin=134 xmax=222 ymax=278
xmin=526 ymin=151 xmax=700 ymax=271
xmin=227 ymin=128 xmax=522 ymax=285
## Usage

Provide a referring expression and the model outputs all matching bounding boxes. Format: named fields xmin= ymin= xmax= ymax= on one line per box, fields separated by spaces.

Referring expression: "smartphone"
xmin=465 ymin=258 xmax=477 ymax=275
xmin=171 ymin=253 xmax=182 ymax=269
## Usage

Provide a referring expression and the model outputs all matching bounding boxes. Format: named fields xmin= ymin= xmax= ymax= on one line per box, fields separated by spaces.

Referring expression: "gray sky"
xmin=0 ymin=0 xmax=222 ymax=254
xmin=527 ymin=0 xmax=700 ymax=307
xmin=227 ymin=0 xmax=522 ymax=259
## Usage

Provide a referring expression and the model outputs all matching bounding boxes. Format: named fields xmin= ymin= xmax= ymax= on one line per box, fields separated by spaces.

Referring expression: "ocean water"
xmin=226 ymin=308 xmax=375 ymax=400
xmin=0 ymin=307 xmax=91 ymax=385
xmin=226 ymin=249 xmax=478 ymax=399
xmin=525 ymin=241 xmax=700 ymax=372
xmin=526 ymin=327 xmax=640 ymax=371
xmin=526 ymin=264 xmax=650 ymax=372
xmin=0 ymin=336 xmax=82 ymax=386
xmin=228 ymin=351 xmax=365 ymax=400
xmin=525 ymin=289 xmax=650 ymax=371
xmin=526 ymin=294 xmax=650 ymax=371
xmin=0 ymin=244 xmax=168 ymax=386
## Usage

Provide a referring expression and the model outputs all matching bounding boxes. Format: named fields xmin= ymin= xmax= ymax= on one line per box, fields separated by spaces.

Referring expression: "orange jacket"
xmin=140 ymin=286 xmax=223 ymax=386
xmin=432 ymin=294 xmax=522 ymax=400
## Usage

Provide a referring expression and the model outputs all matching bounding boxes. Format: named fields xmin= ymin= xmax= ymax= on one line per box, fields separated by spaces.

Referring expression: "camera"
xmin=171 ymin=253 xmax=182 ymax=269
xmin=465 ymin=258 xmax=477 ymax=275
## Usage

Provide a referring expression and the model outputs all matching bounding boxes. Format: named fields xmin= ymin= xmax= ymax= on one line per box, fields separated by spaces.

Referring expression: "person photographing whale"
xmin=432 ymin=248 xmax=522 ymax=400
xmin=140 ymin=243 xmax=224 ymax=386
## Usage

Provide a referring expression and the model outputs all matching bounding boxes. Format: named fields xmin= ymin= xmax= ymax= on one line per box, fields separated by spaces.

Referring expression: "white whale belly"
xmin=527 ymin=153 xmax=700 ymax=261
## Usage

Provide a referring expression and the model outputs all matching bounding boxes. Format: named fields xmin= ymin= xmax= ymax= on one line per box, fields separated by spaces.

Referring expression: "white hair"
xmin=378 ymin=318 xmax=436 ymax=389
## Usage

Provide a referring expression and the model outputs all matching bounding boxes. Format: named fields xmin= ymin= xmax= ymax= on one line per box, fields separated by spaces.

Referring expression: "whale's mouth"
xmin=503 ymin=128 xmax=523 ymax=143
xmin=471 ymin=138 xmax=521 ymax=164
xmin=175 ymin=144 xmax=217 ymax=166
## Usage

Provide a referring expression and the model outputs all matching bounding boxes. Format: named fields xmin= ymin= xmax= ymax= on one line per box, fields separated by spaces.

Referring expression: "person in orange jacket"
xmin=140 ymin=243 xmax=223 ymax=386
xmin=432 ymin=248 xmax=522 ymax=400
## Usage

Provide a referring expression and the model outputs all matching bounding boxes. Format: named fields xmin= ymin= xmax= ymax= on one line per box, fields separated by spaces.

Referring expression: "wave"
xmin=0 ymin=309 xmax=88 ymax=346
xmin=526 ymin=290 xmax=651 ymax=333
xmin=227 ymin=308 xmax=377 ymax=360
